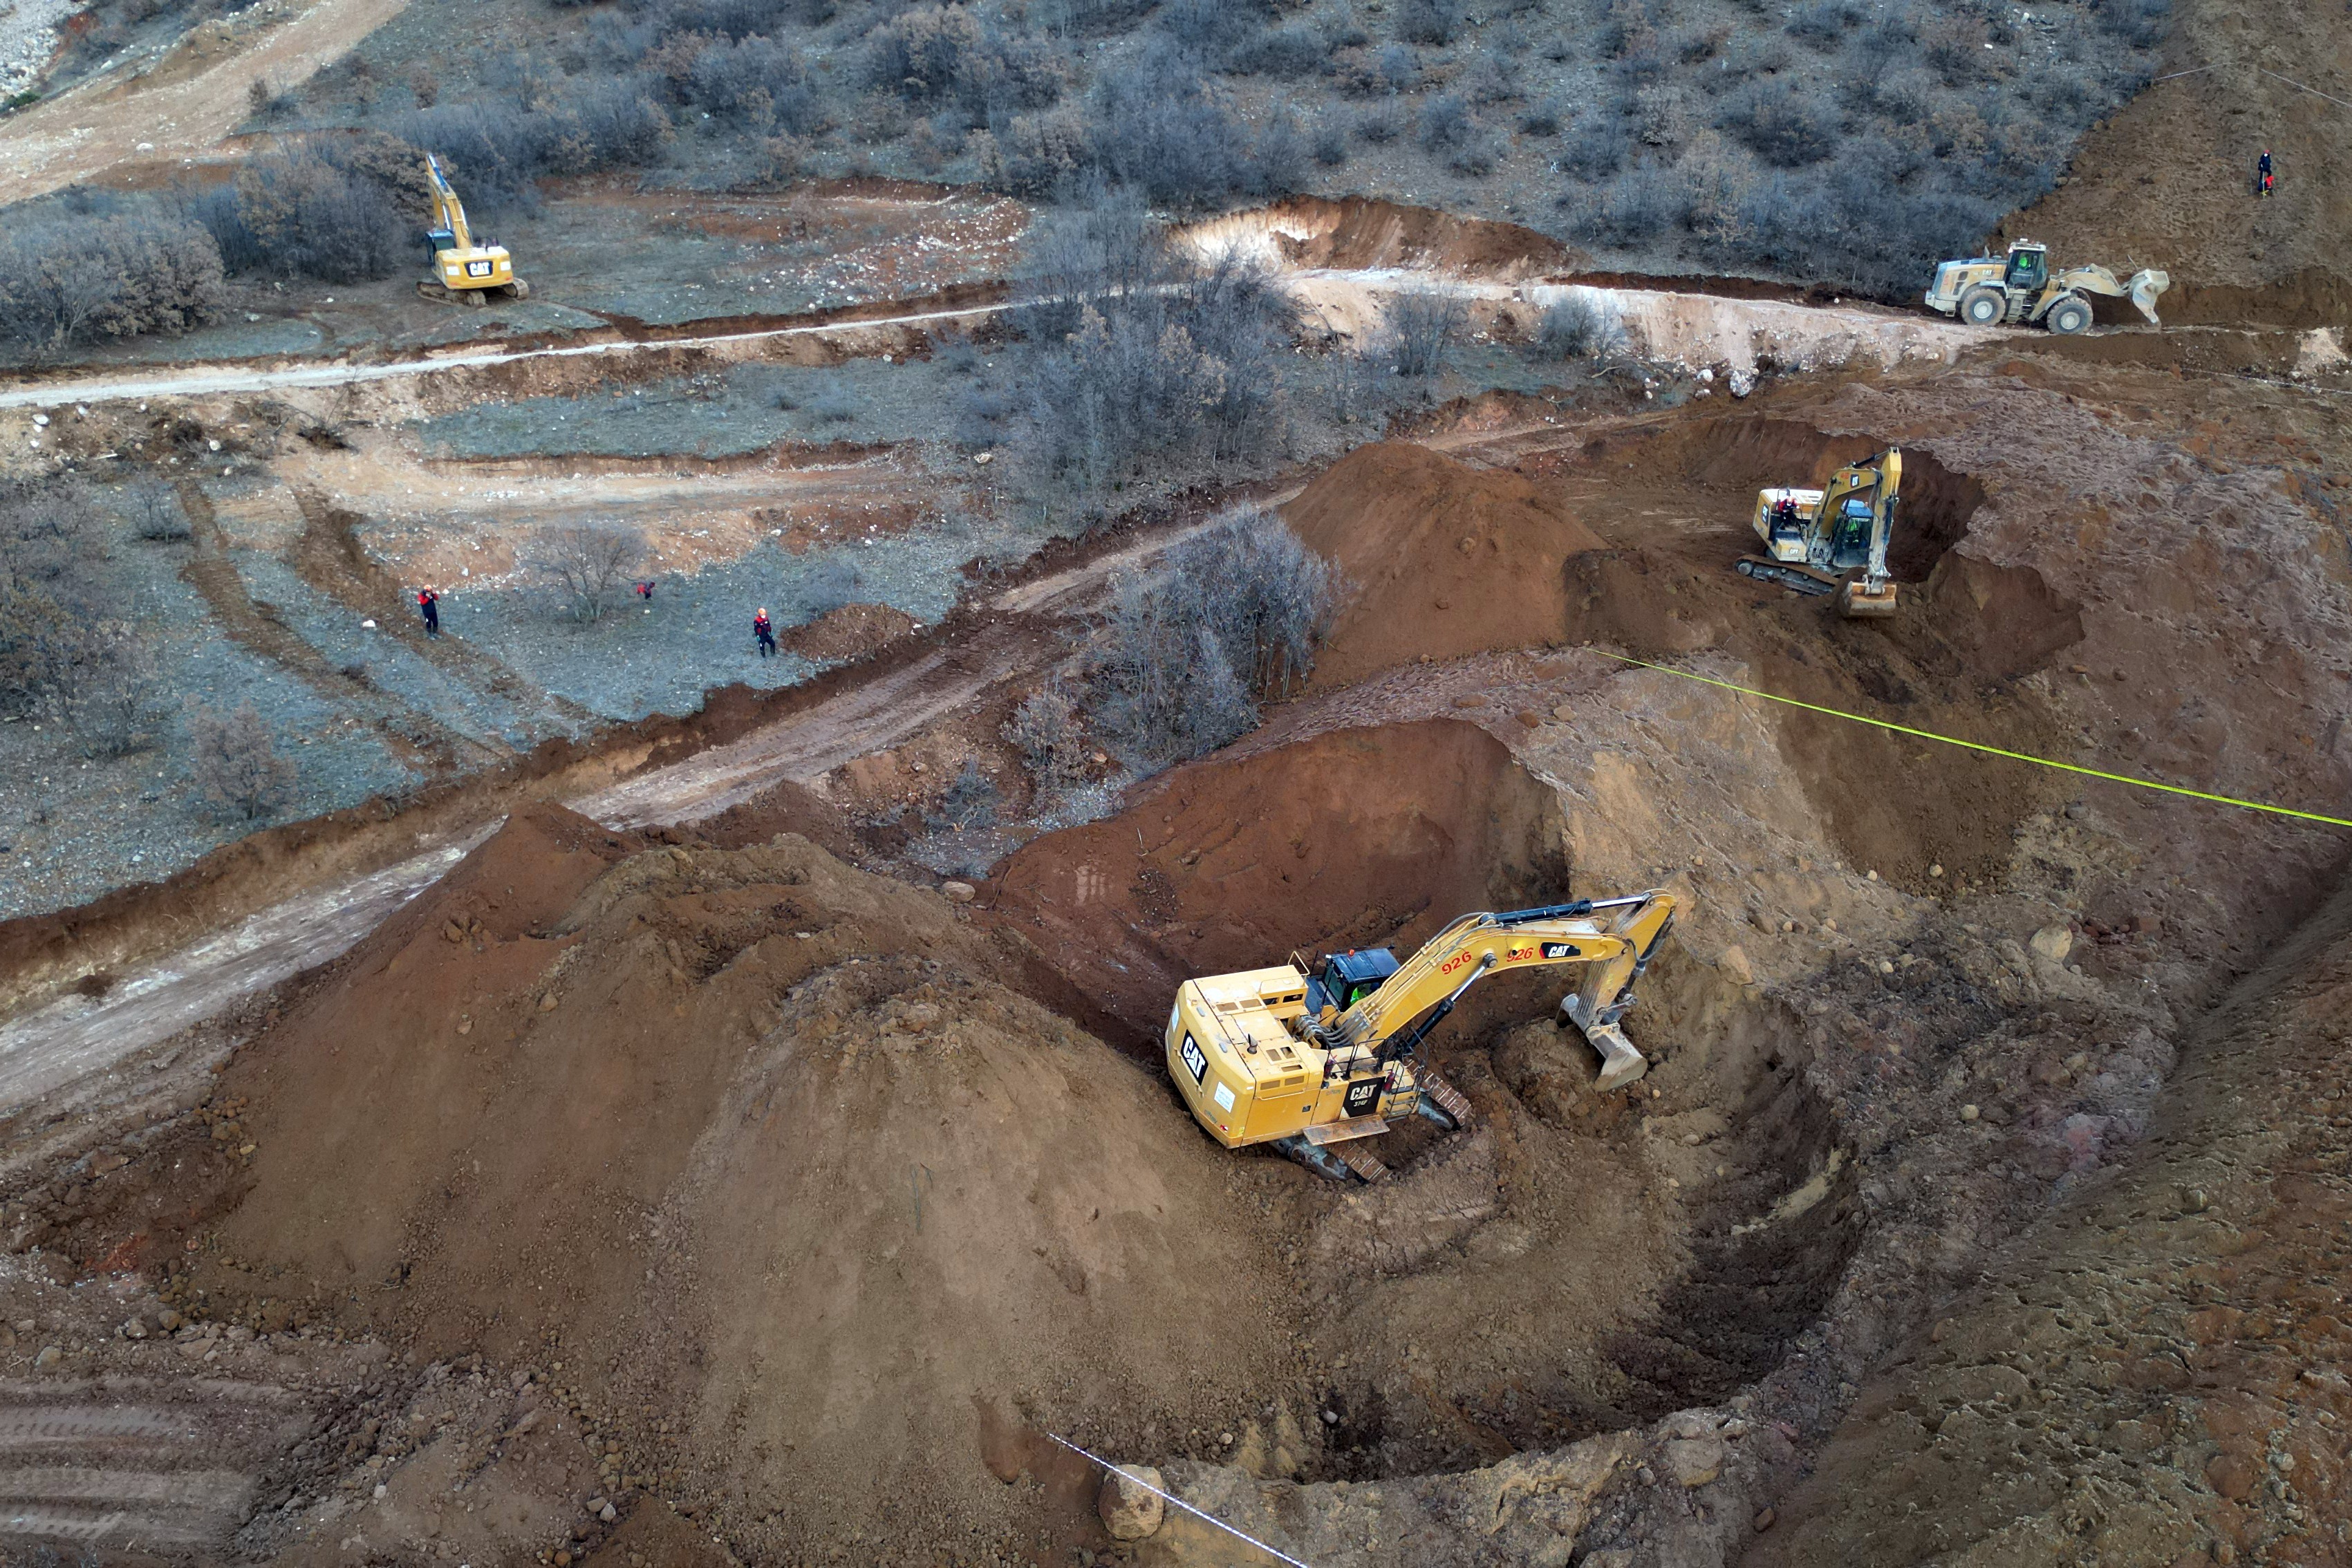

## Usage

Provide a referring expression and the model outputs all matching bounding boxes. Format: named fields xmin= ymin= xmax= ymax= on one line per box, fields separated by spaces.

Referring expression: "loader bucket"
xmin=2128 ymin=268 xmax=2171 ymax=325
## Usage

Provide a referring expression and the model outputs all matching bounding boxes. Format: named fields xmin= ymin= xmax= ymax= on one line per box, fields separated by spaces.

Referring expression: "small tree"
xmin=128 ymin=481 xmax=191 ymax=541
xmin=64 ymin=620 xmax=157 ymax=758
xmin=926 ymin=758 xmax=1001 ymax=832
xmin=189 ymin=702 xmax=297 ymax=821
xmin=1531 ymin=293 xmax=1628 ymax=360
xmin=533 ymin=522 xmax=643 ymax=622
xmin=1383 ymin=288 xmax=1464 ymax=377
xmin=1002 ymin=676 xmax=1087 ymax=789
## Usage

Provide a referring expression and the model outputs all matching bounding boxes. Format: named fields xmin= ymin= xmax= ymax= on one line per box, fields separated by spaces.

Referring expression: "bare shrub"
xmin=533 ymin=522 xmax=644 ymax=622
xmin=1002 ymin=676 xmax=1087 ymax=789
xmin=1717 ymin=77 xmax=1836 ymax=167
xmin=1394 ymin=0 xmax=1462 ymax=45
xmin=925 ymin=758 xmax=1001 ymax=832
xmin=1312 ymin=122 xmax=1349 ymax=165
xmin=188 ymin=702 xmax=297 ymax=821
xmin=1786 ymin=0 xmax=1864 ymax=46
xmin=1381 ymin=288 xmax=1464 ymax=377
xmin=1083 ymin=507 xmax=1341 ymax=769
xmin=0 ymin=214 xmax=223 ymax=360
xmin=1531 ymin=292 xmax=1627 ymax=360
xmin=197 ymin=143 xmax=413 ymax=283
xmin=128 ymin=482 xmax=192 ymax=542
xmin=64 ymin=621 xmax=158 ymax=758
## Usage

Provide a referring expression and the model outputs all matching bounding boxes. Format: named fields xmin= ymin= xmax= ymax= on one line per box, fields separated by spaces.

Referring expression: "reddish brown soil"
xmin=189 ymin=803 xmax=1298 ymax=1562
xmin=1235 ymin=195 xmax=1579 ymax=277
xmin=1283 ymin=442 xmax=1606 ymax=689
xmin=987 ymin=719 xmax=1567 ymax=1052
xmin=776 ymin=601 xmax=921 ymax=661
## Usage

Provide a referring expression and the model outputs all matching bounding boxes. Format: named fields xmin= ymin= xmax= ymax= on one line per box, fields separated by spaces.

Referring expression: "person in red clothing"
xmin=753 ymin=606 xmax=776 ymax=658
xmin=417 ymin=586 xmax=440 ymax=637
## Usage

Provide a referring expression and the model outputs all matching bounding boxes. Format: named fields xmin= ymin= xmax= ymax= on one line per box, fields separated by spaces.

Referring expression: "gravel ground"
xmin=410 ymin=353 xmax=1005 ymax=461
xmin=430 ymin=519 xmax=987 ymax=722
xmin=232 ymin=551 xmax=577 ymax=751
xmin=0 ymin=543 xmax=416 ymax=923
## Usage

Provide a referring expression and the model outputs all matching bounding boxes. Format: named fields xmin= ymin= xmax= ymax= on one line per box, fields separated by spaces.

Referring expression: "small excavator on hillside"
xmin=419 ymin=154 xmax=528 ymax=308
xmin=1164 ymin=890 xmax=1678 ymax=1182
xmin=1736 ymin=446 xmax=1903 ymax=618
xmin=1924 ymin=239 xmax=2168 ymax=334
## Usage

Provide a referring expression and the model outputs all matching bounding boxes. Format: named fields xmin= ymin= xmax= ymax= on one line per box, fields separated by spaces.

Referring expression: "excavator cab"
xmin=1827 ymin=494 xmax=1877 ymax=571
xmin=1304 ymin=949 xmax=1399 ymax=1016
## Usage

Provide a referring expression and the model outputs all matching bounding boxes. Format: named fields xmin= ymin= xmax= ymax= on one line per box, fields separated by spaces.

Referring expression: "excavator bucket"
xmin=1838 ymin=579 xmax=1899 ymax=619
xmin=2127 ymin=268 xmax=2171 ymax=325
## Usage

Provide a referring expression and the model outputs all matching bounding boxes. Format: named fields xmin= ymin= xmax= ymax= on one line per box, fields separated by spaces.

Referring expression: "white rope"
xmin=1045 ymin=1432 xmax=1323 ymax=1568
xmin=2259 ymin=66 xmax=2352 ymax=113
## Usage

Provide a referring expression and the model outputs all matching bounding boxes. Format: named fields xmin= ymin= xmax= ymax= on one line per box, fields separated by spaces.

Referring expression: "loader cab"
xmin=2004 ymin=243 xmax=2048 ymax=293
xmin=1306 ymin=948 xmax=1399 ymax=1016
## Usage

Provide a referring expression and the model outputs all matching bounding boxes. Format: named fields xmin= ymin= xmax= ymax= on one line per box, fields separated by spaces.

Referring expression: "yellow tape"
xmin=1590 ymin=650 xmax=2352 ymax=830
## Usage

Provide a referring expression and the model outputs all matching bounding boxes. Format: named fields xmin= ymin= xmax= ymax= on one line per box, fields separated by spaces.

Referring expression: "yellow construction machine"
xmin=1737 ymin=446 xmax=1902 ymax=618
xmin=1924 ymin=239 xmax=2167 ymax=334
xmin=1164 ymin=891 xmax=1678 ymax=1182
xmin=420 ymin=154 xmax=528 ymax=307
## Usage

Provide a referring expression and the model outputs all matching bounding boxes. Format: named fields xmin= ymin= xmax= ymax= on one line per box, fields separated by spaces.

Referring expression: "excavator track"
xmin=1332 ymin=1141 xmax=1390 ymax=1183
xmin=1416 ymin=1068 xmax=1475 ymax=1130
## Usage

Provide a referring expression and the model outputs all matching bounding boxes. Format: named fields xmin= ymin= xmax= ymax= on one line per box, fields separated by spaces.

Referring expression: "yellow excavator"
xmin=1736 ymin=447 xmax=1902 ymax=618
xmin=420 ymin=153 xmax=528 ymax=308
xmin=1164 ymin=891 xmax=1678 ymax=1182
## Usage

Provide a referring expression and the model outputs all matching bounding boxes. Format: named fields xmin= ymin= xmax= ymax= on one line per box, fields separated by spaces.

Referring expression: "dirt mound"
xmin=988 ymin=719 xmax=1566 ymax=1049
xmin=1283 ymin=444 xmax=1606 ymax=688
xmin=776 ymin=601 xmax=920 ymax=662
xmin=200 ymin=803 xmax=1296 ymax=1560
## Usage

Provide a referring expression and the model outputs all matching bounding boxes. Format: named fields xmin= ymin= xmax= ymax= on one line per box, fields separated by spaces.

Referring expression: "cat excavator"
xmin=419 ymin=154 xmax=528 ymax=307
xmin=1737 ymin=446 xmax=1902 ymax=618
xmin=1164 ymin=890 xmax=1678 ymax=1182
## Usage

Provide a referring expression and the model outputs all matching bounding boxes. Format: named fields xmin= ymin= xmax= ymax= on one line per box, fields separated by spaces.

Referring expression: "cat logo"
xmin=466 ymin=260 xmax=495 ymax=278
xmin=1179 ymin=1034 xmax=1208 ymax=1085
xmin=1343 ymin=1076 xmax=1383 ymax=1117
xmin=1541 ymin=942 xmax=1582 ymax=960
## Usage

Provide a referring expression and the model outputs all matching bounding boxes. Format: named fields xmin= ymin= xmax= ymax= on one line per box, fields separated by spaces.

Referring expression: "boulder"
xmin=1099 ymin=1465 xmax=1166 ymax=1540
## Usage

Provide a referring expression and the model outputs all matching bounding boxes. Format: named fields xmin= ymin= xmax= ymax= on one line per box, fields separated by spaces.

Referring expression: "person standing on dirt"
xmin=754 ymin=606 xmax=776 ymax=658
xmin=417 ymin=587 xmax=440 ymax=638
xmin=635 ymin=580 xmax=655 ymax=604
xmin=2259 ymin=149 xmax=2275 ymax=196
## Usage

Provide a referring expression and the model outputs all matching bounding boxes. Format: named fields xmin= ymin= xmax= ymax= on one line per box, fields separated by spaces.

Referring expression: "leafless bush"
xmin=533 ymin=522 xmax=644 ymax=622
xmin=925 ymin=758 xmax=1001 ymax=832
xmin=0 ymin=214 xmax=224 ymax=360
xmin=1531 ymin=293 xmax=1627 ymax=360
xmin=1002 ymin=675 xmax=1087 ymax=789
xmin=188 ymin=702 xmax=297 ymax=821
xmin=1382 ymin=288 xmax=1464 ymax=377
xmin=127 ymin=481 xmax=192 ymax=541
xmin=1084 ymin=507 xmax=1342 ymax=769
xmin=63 ymin=621 xmax=158 ymax=758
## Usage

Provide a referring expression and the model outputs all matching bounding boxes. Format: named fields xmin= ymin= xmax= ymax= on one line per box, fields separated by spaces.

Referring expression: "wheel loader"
xmin=419 ymin=154 xmax=528 ymax=308
xmin=1163 ymin=890 xmax=1677 ymax=1182
xmin=1736 ymin=446 xmax=1902 ymax=618
xmin=1924 ymin=239 xmax=2167 ymax=334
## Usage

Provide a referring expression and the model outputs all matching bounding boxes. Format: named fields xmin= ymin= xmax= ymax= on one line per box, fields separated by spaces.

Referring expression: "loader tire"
xmin=1958 ymin=286 xmax=2006 ymax=327
xmin=2045 ymin=294 xmax=2091 ymax=335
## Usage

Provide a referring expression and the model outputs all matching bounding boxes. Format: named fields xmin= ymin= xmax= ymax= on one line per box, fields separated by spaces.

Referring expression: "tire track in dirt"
xmin=0 ymin=1377 xmax=316 ymax=1556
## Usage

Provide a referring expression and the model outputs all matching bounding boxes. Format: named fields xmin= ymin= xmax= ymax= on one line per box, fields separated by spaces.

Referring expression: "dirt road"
xmin=0 ymin=0 xmax=414 ymax=207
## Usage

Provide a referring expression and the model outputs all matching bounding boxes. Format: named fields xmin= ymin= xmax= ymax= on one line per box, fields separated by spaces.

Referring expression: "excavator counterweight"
xmin=1164 ymin=891 xmax=1678 ymax=1181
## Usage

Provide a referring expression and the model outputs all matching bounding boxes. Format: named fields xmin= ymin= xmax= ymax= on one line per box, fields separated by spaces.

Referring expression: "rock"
xmin=443 ymin=921 xmax=465 ymax=944
xmin=1960 ymin=1103 xmax=1980 ymax=1122
xmin=33 ymin=1345 xmax=61 ymax=1370
xmin=2029 ymin=924 xmax=2074 ymax=964
xmin=586 ymin=1496 xmax=608 ymax=1514
xmin=2205 ymin=1453 xmax=2257 ymax=1502
xmin=1876 ymin=958 xmax=1894 ymax=975
xmin=1929 ymin=864 xmax=1944 ymax=878
xmin=158 ymin=1309 xmax=183 ymax=1332
xmin=1754 ymin=1507 xmax=1776 ymax=1531
xmin=539 ymin=993 xmax=559 ymax=1012
xmin=899 ymin=1003 xmax=942 ymax=1033
xmin=940 ymin=881 xmax=976 ymax=904
xmin=1098 ymin=1465 xmax=1165 ymax=1540
xmin=1660 ymin=1435 xmax=1724 ymax=1487
xmin=599 ymin=1502 xmax=618 ymax=1523
xmin=1719 ymin=944 xmax=1753 ymax=985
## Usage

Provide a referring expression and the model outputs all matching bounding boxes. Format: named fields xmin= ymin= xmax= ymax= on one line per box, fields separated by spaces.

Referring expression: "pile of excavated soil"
xmin=777 ymin=601 xmax=920 ymax=662
xmin=194 ymin=803 xmax=1299 ymax=1560
xmin=1179 ymin=196 xmax=1578 ymax=278
xmin=1283 ymin=444 xmax=1606 ymax=689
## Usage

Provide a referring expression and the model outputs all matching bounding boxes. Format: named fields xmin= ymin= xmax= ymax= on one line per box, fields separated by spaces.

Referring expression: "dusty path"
xmin=0 ymin=0 xmax=414 ymax=206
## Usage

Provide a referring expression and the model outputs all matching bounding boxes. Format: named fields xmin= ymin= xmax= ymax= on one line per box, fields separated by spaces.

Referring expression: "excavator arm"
xmin=1316 ymin=890 xmax=1678 ymax=1091
xmin=424 ymin=154 xmax=472 ymax=252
